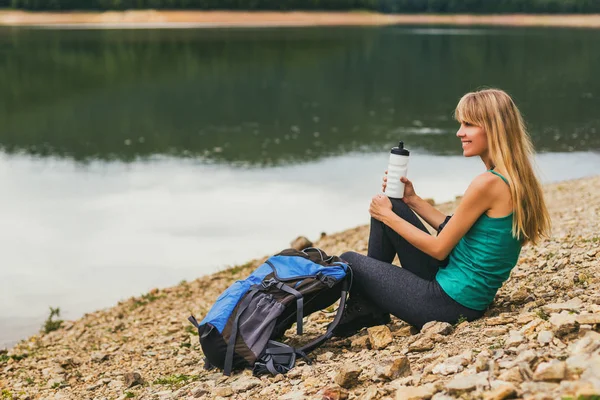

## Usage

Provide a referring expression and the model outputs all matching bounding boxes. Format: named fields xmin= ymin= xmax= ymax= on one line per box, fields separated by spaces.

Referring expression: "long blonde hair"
xmin=454 ymin=88 xmax=551 ymax=245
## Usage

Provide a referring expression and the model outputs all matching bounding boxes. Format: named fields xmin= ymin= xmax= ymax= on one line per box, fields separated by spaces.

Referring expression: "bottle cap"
xmin=391 ymin=141 xmax=410 ymax=156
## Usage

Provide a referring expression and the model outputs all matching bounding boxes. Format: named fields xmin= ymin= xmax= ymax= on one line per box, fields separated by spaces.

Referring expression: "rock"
xmin=484 ymin=327 xmax=508 ymax=337
xmin=576 ymin=313 xmax=600 ymax=325
xmin=543 ymin=297 xmax=583 ymax=313
xmin=432 ymin=352 xmax=471 ymax=376
xmin=290 ymin=236 xmax=312 ymax=251
xmin=445 ymin=373 xmax=489 ymax=393
xmin=533 ymin=360 xmax=567 ymax=382
xmin=358 ymin=385 xmax=379 ymax=400
xmin=351 ymin=336 xmax=370 ymax=349
xmin=549 ymin=312 xmax=580 ymax=337
xmin=394 ymin=325 xmax=418 ymax=337
xmin=510 ymin=287 xmax=530 ymax=304
xmin=483 ymin=382 xmax=517 ymax=400
xmin=367 ymin=325 xmax=393 ymax=350
xmin=537 ymin=330 xmax=554 ymax=345
xmin=486 ymin=315 xmax=515 ymax=326
xmin=387 ymin=357 xmax=412 ymax=380
xmin=505 ymin=330 xmax=525 ymax=347
xmin=498 ymin=366 xmax=523 ymax=383
xmin=408 ymin=336 xmax=436 ymax=352
xmin=570 ymin=331 xmax=600 ymax=355
xmin=421 ymin=321 xmax=453 ymax=336
xmin=334 ymin=364 xmax=363 ymax=389
xmin=280 ymin=390 xmax=305 ymax=400
xmin=394 ymin=384 xmax=436 ymax=400
xmin=322 ymin=386 xmax=349 ymax=400
xmin=231 ymin=376 xmax=261 ymax=392
xmin=90 ymin=352 xmax=108 ymax=363
xmin=123 ymin=372 xmax=143 ymax=388
xmin=213 ymin=386 xmax=233 ymax=397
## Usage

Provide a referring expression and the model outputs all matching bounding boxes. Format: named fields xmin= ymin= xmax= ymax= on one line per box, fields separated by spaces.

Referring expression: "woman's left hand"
xmin=369 ymin=194 xmax=393 ymax=222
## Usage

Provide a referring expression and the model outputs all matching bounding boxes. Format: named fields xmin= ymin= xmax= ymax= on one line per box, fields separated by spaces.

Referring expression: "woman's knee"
xmin=340 ymin=251 xmax=362 ymax=264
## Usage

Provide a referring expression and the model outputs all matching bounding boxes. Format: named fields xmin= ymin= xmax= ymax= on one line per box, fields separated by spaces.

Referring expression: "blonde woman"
xmin=335 ymin=88 xmax=551 ymax=337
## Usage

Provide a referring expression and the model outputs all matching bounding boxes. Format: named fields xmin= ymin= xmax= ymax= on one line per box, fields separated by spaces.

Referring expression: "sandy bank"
xmin=1 ymin=175 xmax=599 ymax=399
xmin=2 ymin=10 xmax=600 ymax=28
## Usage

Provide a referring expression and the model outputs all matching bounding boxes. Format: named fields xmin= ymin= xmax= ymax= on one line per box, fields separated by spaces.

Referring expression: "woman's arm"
xmin=371 ymin=173 xmax=496 ymax=260
xmin=403 ymin=194 xmax=448 ymax=232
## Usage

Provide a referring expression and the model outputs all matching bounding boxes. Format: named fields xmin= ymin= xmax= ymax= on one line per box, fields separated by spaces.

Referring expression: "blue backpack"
xmin=188 ymin=248 xmax=351 ymax=376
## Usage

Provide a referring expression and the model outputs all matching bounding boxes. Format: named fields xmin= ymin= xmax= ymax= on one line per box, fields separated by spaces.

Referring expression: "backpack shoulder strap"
xmin=297 ymin=276 xmax=350 ymax=354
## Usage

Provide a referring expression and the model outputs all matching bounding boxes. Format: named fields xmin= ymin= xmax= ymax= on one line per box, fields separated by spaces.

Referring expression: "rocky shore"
xmin=1 ymin=175 xmax=599 ymax=400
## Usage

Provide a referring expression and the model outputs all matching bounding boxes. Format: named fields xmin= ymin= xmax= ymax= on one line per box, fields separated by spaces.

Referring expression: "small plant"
xmin=153 ymin=374 xmax=198 ymax=388
xmin=454 ymin=315 xmax=467 ymax=326
xmin=131 ymin=292 xmax=162 ymax=309
xmin=185 ymin=325 xmax=197 ymax=335
xmin=42 ymin=307 xmax=63 ymax=334
xmin=1 ymin=389 xmax=13 ymax=399
xmin=124 ymin=392 xmax=135 ymax=398
xmin=535 ymin=308 xmax=550 ymax=321
xmin=51 ymin=382 xmax=61 ymax=389
xmin=0 ymin=354 xmax=9 ymax=364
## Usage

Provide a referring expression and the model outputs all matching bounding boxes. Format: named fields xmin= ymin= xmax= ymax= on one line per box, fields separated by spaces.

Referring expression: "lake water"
xmin=1 ymin=25 xmax=599 ymax=348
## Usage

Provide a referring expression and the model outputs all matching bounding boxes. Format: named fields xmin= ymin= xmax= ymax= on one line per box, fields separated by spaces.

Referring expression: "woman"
xmin=335 ymin=88 xmax=551 ymax=337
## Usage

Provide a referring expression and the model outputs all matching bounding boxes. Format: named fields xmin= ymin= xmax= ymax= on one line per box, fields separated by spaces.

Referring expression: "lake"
xmin=1 ymin=25 xmax=599 ymax=348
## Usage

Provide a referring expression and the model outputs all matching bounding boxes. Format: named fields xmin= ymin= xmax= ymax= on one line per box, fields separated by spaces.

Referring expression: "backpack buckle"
xmin=261 ymin=278 xmax=277 ymax=289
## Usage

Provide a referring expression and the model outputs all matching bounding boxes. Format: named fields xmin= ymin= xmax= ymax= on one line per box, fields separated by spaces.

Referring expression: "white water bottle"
xmin=385 ymin=141 xmax=410 ymax=199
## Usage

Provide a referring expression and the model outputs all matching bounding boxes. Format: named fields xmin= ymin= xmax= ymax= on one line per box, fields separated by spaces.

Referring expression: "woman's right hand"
xmin=400 ymin=176 xmax=418 ymax=205
xmin=382 ymin=172 xmax=418 ymax=204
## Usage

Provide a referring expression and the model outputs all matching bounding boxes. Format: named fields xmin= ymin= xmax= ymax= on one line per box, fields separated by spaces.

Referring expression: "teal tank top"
xmin=436 ymin=170 xmax=522 ymax=311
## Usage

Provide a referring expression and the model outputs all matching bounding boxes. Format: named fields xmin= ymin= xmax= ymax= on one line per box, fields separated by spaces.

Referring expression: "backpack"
xmin=188 ymin=247 xmax=351 ymax=376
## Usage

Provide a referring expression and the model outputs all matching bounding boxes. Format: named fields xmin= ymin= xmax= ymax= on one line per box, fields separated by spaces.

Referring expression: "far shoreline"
xmin=1 ymin=10 xmax=600 ymax=29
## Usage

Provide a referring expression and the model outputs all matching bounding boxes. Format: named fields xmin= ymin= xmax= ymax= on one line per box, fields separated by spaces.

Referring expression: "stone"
xmin=394 ymin=325 xmax=418 ymax=337
xmin=334 ymin=364 xmax=363 ymax=389
xmin=484 ymin=327 xmax=508 ymax=337
xmin=576 ymin=314 xmax=600 ymax=325
xmin=322 ymin=386 xmax=349 ymax=400
xmin=367 ymin=325 xmax=393 ymax=350
xmin=432 ymin=352 xmax=471 ymax=376
xmin=358 ymin=385 xmax=379 ymax=400
xmin=483 ymin=382 xmax=517 ymax=400
xmin=510 ymin=287 xmax=530 ymax=304
xmin=280 ymin=390 xmax=305 ymax=400
xmin=231 ymin=376 xmax=261 ymax=392
xmin=497 ymin=367 xmax=523 ymax=383
xmin=537 ymin=330 xmax=554 ymax=345
xmin=486 ymin=315 xmax=515 ymax=326
xmin=570 ymin=331 xmax=600 ymax=355
xmin=213 ymin=386 xmax=233 ymax=397
xmin=351 ymin=336 xmax=370 ymax=349
xmin=290 ymin=236 xmax=312 ymax=251
xmin=505 ymin=330 xmax=525 ymax=347
xmin=543 ymin=298 xmax=583 ymax=313
xmin=421 ymin=321 xmax=453 ymax=336
xmin=533 ymin=360 xmax=567 ymax=382
xmin=408 ymin=336 xmax=435 ymax=352
xmin=90 ymin=352 xmax=108 ymax=363
xmin=123 ymin=372 xmax=143 ymax=389
xmin=549 ymin=312 xmax=580 ymax=337
xmin=394 ymin=384 xmax=436 ymax=400
xmin=387 ymin=357 xmax=412 ymax=380
xmin=445 ymin=373 xmax=489 ymax=393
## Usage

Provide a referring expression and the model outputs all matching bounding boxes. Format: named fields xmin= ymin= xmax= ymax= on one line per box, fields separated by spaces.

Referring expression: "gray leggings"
xmin=341 ymin=199 xmax=484 ymax=329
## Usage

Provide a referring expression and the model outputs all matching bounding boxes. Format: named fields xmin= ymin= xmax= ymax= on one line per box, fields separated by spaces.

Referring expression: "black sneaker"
xmin=330 ymin=296 xmax=391 ymax=338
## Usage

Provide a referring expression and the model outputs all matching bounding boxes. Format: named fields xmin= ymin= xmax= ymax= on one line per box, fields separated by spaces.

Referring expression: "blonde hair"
xmin=454 ymin=88 xmax=551 ymax=245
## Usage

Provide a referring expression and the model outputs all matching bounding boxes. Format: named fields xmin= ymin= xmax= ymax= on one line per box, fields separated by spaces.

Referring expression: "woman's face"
xmin=456 ymin=121 xmax=488 ymax=158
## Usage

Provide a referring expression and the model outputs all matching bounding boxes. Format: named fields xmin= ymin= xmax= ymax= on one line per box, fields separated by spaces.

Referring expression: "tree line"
xmin=4 ymin=0 xmax=600 ymax=13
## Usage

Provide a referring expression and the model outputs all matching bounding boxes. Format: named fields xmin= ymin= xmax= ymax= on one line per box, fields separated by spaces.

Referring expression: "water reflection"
xmin=1 ymin=26 xmax=599 ymax=166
